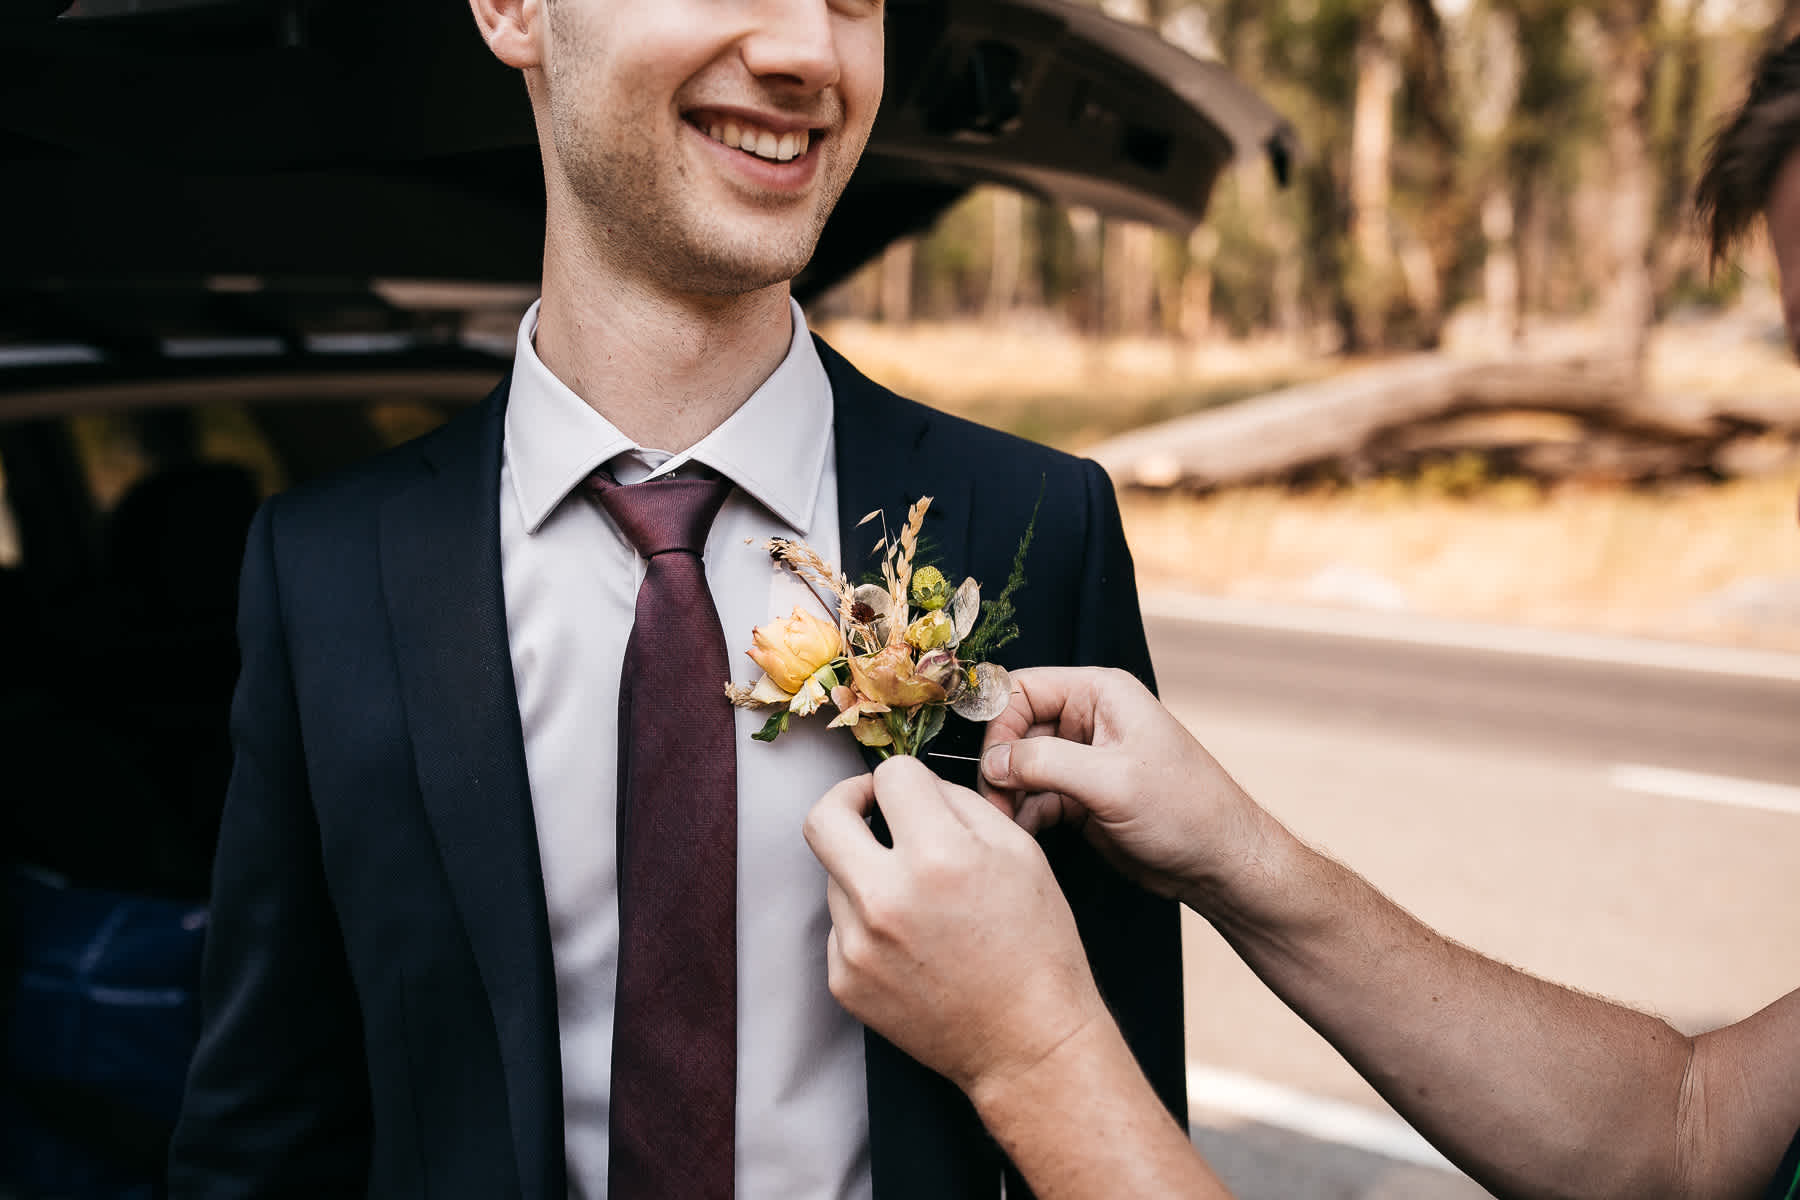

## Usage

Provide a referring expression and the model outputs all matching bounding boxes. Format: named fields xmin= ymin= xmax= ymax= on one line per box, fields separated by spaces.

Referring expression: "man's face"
xmin=537 ymin=0 xmax=884 ymax=298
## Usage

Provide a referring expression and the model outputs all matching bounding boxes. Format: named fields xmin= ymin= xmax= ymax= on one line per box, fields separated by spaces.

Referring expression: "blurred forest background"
xmin=827 ymin=0 xmax=1798 ymax=356
xmin=811 ymin=0 xmax=1800 ymax=649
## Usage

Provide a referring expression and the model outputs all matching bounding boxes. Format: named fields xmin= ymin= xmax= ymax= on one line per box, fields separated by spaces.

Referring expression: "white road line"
xmin=1187 ymin=1064 xmax=1456 ymax=1172
xmin=1608 ymin=764 xmax=1800 ymax=816
xmin=1140 ymin=591 xmax=1800 ymax=684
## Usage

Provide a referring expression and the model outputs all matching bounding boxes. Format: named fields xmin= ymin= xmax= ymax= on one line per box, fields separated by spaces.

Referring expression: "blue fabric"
xmin=4 ymin=865 xmax=207 ymax=1197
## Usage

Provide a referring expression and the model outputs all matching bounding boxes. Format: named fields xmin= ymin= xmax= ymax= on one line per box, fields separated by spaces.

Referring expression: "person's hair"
xmin=1696 ymin=34 xmax=1800 ymax=269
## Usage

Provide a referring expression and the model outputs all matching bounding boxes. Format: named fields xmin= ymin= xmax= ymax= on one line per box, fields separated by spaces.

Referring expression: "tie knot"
xmin=584 ymin=471 xmax=733 ymax=559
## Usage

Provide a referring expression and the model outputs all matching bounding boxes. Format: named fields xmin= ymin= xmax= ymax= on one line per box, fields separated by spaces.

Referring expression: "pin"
xmin=926 ymin=752 xmax=982 ymax=763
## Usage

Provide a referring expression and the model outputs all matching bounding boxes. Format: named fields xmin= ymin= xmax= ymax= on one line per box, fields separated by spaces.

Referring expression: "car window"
xmin=60 ymin=398 xmax=459 ymax=513
xmin=0 ymin=390 xmax=466 ymax=901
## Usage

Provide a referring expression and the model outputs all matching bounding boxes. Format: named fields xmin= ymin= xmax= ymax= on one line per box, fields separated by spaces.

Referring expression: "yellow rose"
xmin=848 ymin=643 xmax=948 ymax=709
xmin=747 ymin=606 xmax=844 ymax=694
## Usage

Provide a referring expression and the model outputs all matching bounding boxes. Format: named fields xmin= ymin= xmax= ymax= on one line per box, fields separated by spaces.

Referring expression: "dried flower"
xmin=913 ymin=649 xmax=960 ymax=692
xmin=904 ymin=610 xmax=954 ymax=652
xmin=949 ymin=661 xmax=1013 ymax=722
xmin=848 ymin=643 xmax=949 ymax=709
xmin=724 ymin=496 xmax=1034 ymax=757
xmin=849 ymin=717 xmax=894 ymax=748
xmin=911 ymin=565 xmax=951 ymax=611
xmin=790 ymin=665 xmax=836 ymax=717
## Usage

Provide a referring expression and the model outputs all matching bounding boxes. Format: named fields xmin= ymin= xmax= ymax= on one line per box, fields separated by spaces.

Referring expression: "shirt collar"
xmin=503 ymin=297 xmax=833 ymax=536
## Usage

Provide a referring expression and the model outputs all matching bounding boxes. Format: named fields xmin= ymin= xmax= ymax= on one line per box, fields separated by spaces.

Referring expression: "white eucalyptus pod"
xmin=949 ymin=577 xmax=981 ymax=643
xmin=852 ymin=582 xmax=900 ymax=647
xmin=948 ymin=661 xmax=1012 ymax=722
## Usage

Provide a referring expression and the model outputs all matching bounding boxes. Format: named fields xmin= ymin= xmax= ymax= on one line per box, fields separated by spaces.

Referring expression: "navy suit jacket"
xmin=169 ymin=338 xmax=1186 ymax=1198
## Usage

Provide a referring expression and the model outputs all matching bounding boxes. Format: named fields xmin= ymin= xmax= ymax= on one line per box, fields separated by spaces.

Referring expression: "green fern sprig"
xmin=958 ymin=479 xmax=1044 ymax=663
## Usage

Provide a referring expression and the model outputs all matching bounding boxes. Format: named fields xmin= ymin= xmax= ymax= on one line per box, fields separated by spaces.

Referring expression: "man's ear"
xmin=468 ymin=0 xmax=544 ymax=70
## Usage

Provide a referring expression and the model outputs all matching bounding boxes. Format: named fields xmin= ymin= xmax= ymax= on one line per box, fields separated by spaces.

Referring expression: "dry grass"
xmin=825 ymin=316 xmax=1800 ymax=652
xmin=1120 ymin=473 xmax=1800 ymax=651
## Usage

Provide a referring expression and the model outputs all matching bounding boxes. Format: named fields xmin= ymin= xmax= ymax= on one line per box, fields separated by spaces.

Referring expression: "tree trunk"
xmin=1591 ymin=2 xmax=1658 ymax=379
xmin=1482 ymin=187 xmax=1521 ymax=344
xmin=1086 ymin=352 xmax=1793 ymax=491
xmin=1066 ymin=205 xmax=1103 ymax=335
xmin=1399 ymin=0 xmax=1454 ymax=346
xmin=1471 ymin=6 xmax=1523 ymax=345
xmin=1516 ymin=171 xmax=1553 ymax=321
xmin=1652 ymin=0 xmax=1705 ymax=305
xmin=985 ymin=188 xmax=1023 ymax=321
xmin=1105 ymin=220 xmax=1157 ymax=337
xmin=1348 ymin=0 xmax=1408 ymax=349
xmin=879 ymin=239 xmax=914 ymax=325
xmin=1180 ymin=225 xmax=1219 ymax=342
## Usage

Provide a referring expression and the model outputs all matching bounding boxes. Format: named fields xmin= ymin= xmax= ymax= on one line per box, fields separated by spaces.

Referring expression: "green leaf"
xmin=959 ymin=477 xmax=1044 ymax=662
xmin=913 ymin=704 xmax=947 ymax=754
xmin=752 ymin=711 xmax=791 ymax=743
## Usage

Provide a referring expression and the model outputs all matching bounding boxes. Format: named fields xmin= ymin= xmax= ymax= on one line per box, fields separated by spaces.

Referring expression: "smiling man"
xmin=166 ymin=2 xmax=1185 ymax=1198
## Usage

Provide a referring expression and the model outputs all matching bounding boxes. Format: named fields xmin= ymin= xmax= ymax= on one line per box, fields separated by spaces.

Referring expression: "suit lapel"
xmin=824 ymin=336 xmax=973 ymax=594
xmin=820 ymin=338 xmax=1000 ymax=1199
xmin=379 ymin=379 xmax=564 ymax=1200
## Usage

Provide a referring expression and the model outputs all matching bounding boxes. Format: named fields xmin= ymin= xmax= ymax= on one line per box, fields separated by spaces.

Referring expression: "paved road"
xmin=1141 ymin=598 xmax=1800 ymax=1198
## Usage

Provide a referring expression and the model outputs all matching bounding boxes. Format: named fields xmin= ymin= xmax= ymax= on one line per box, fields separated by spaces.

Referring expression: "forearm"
xmin=971 ymin=1018 xmax=1233 ymax=1200
xmin=1203 ymin=810 xmax=1698 ymax=1198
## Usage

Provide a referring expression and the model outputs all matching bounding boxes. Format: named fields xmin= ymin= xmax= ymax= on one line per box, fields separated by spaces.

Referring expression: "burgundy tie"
xmin=585 ymin=469 xmax=737 ymax=1200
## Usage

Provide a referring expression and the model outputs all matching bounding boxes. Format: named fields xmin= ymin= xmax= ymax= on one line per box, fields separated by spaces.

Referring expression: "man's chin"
xmin=660 ymin=236 xmax=821 ymax=300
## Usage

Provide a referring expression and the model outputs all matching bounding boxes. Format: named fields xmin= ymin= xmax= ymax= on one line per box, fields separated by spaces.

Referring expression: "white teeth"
xmin=702 ymin=118 xmax=810 ymax=162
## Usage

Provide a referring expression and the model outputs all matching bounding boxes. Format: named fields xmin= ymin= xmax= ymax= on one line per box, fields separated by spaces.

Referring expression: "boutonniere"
xmin=724 ymin=496 xmax=1035 ymax=758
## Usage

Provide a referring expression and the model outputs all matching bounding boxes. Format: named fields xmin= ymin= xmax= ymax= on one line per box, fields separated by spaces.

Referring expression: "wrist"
xmin=1178 ymin=798 xmax=1300 ymax=922
xmin=965 ymin=1011 xmax=1124 ymax=1124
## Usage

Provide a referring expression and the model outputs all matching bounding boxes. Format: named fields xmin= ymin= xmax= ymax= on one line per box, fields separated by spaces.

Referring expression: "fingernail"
xmin=982 ymin=743 xmax=1010 ymax=782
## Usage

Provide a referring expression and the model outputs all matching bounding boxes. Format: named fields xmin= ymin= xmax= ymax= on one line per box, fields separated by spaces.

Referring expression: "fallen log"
xmin=1086 ymin=351 xmax=1800 ymax=489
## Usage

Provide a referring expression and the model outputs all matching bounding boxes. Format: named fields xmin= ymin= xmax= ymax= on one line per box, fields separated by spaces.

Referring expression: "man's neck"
xmin=534 ymin=251 xmax=797 ymax=455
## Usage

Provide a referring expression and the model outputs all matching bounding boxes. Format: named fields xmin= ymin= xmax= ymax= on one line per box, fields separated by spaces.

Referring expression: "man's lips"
xmin=685 ymin=109 xmax=823 ymax=165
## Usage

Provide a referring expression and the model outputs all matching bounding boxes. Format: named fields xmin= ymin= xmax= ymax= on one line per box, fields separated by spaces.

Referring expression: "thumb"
xmin=982 ymin=736 xmax=1116 ymax=814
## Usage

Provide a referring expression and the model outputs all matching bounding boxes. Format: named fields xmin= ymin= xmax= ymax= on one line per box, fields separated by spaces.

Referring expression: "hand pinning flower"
xmin=722 ymin=495 xmax=1036 ymax=758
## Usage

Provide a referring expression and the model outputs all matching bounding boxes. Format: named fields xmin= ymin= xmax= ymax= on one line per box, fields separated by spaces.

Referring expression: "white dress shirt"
xmin=500 ymin=299 xmax=873 ymax=1200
